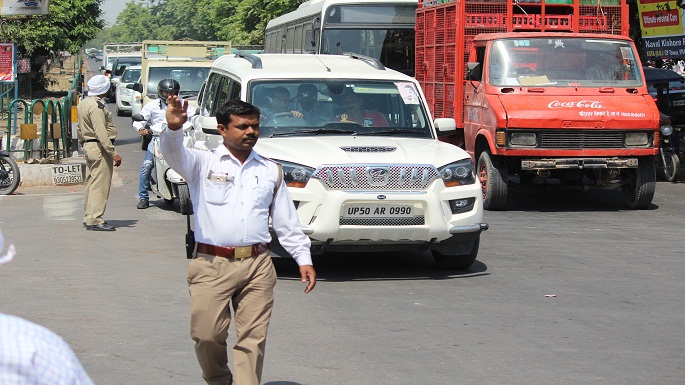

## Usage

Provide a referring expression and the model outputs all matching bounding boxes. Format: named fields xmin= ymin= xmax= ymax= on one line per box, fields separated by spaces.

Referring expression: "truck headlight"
xmin=510 ymin=132 xmax=537 ymax=146
xmin=661 ymin=125 xmax=674 ymax=136
xmin=277 ymin=160 xmax=314 ymax=188
xmin=625 ymin=132 xmax=649 ymax=146
xmin=438 ymin=159 xmax=475 ymax=187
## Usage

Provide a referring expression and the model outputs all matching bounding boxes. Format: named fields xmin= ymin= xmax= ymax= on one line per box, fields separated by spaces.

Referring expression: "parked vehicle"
xmin=415 ymin=0 xmax=660 ymax=210
xmin=0 ymin=150 xmax=20 ymax=195
xmin=191 ymin=52 xmax=488 ymax=269
xmin=644 ymin=67 xmax=685 ymax=125
xmin=131 ymin=115 xmax=193 ymax=214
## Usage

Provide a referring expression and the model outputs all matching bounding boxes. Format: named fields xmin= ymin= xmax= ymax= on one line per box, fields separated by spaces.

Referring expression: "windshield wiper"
xmin=269 ymin=128 xmax=357 ymax=138
xmin=357 ymin=129 xmax=427 ymax=136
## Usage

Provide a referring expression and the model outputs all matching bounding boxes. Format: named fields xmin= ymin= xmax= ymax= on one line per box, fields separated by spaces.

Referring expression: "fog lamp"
xmin=448 ymin=197 xmax=476 ymax=214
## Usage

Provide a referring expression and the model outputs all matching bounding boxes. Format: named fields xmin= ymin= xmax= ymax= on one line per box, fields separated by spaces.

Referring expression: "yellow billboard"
xmin=0 ymin=0 xmax=50 ymax=17
xmin=639 ymin=0 xmax=685 ymax=58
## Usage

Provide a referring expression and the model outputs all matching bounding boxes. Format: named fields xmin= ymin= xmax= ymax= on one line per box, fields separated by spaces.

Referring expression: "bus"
xmin=264 ymin=0 xmax=417 ymax=76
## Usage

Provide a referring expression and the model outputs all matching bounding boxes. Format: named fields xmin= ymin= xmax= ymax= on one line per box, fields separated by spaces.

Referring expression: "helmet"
xmin=157 ymin=78 xmax=180 ymax=100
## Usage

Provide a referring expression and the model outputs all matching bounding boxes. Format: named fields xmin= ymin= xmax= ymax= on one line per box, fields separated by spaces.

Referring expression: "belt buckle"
xmin=234 ymin=246 xmax=252 ymax=258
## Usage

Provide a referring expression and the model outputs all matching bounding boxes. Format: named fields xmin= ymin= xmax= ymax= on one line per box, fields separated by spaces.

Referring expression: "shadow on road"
xmin=273 ymin=251 xmax=489 ymax=282
xmin=504 ymin=185 xmax=660 ymax=212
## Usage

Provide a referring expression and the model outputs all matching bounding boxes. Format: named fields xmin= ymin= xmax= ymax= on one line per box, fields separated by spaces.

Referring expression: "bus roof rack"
xmin=343 ymin=52 xmax=385 ymax=71
xmin=235 ymin=51 xmax=263 ymax=69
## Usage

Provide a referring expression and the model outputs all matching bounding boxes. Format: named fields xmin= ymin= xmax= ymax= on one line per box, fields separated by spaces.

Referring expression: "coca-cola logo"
xmin=548 ymin=100 xmax=605 ymax=109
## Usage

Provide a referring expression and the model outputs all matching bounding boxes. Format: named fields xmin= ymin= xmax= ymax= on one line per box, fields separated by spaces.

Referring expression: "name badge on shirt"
xmin=208 ymin=172 xmax=233 ymax=183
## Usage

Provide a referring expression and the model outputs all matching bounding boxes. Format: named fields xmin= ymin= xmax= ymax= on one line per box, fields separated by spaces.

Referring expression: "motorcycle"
xmin=656 ymin=114 xmax=682 ymax=182
xmin=0 ymin=150 xmax=20 ymax=195
xmin=131 ymin=114 xmax=193 ymax=214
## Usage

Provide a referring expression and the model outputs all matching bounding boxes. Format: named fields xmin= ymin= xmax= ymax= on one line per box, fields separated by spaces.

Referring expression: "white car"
xmin=115 ymin=65 xmax=142 ymax=116
xmin=191 ymin=53 xmax=488 ymax=269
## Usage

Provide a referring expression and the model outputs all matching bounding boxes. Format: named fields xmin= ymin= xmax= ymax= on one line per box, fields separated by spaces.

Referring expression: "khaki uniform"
xmin=78 ymin=96 xmax=118 ymax=226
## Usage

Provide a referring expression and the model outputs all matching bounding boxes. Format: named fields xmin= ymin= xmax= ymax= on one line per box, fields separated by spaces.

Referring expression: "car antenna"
xmin=314 ymin=55 xmax=331 ymax=72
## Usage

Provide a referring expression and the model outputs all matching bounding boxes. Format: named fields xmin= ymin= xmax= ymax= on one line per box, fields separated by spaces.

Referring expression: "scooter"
xmin=656 ymin=115 xmax=682 ymax=182
xmin=0 ymin=150 xmax=20 ymax=195
xmin=131 ymin=114 xmax=193 ymax=214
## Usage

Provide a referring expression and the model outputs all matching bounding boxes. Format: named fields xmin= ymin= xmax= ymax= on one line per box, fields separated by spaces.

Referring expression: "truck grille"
xmin=313 ymin=165 xmax=439 ymax=190
xmin=340 ymin=217 xmax=425 ymax=226
xmin=539 ymin=130 xmax=625 ymax=148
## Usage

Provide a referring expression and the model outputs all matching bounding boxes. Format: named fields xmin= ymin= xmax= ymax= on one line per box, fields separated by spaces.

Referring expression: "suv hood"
xmin=254 ymin=136 xmax=469 ymax=168
xmin=498 ymin=94 xmax=660 ymax=128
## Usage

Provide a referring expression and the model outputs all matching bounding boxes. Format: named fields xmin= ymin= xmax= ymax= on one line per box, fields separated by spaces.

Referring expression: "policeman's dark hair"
xmin=216 ymin=99 xmax=260 ymax=126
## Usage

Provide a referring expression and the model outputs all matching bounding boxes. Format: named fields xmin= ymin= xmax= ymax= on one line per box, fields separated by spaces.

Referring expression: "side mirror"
xmin=131 ymin=83 xmax=143 ymax=93
xmin=202 ymin=127 xmax=220 ymax=135
xmin=434 ymin=118 xmax=456 ymax=135
xmin=99 ymin=66 xmax=105 ymax=71
xmin=466 ymin=62 xmax=482 ymax=82
xmin=131 ymin=114 xmax=145 ymax=122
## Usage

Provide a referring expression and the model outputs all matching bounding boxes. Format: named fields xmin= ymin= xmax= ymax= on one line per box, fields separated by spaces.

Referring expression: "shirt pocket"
xmin=203 ymin=179 xmax=233 ymax=205
xmin=251 ymin=185 xmax=273 ymax=209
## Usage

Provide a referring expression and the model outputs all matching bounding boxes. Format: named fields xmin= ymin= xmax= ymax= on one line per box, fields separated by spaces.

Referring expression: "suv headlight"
xmin=119 ymin=87 xmax=132 ymax=96
xmin=438 ymin=159 xmax=475 ymax=187
xmin=276 ymin=160 xmax=315 ymax=188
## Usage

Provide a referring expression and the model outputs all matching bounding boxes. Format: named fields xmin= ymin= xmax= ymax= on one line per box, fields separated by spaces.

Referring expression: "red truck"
xmin=416 ymin=0 xmax=660 ymax=210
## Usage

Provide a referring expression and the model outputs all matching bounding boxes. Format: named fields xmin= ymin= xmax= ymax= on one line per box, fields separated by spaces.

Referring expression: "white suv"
xmin=115 ymin=65 xmax=141 ymax=116
xmin=192 ymin=53 xmax=488 ymax=269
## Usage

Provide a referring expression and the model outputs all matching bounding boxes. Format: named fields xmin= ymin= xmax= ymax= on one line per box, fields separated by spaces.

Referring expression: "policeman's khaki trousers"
xmin=83 ymin=142 xmax=113 ymax=226
xmin=189 ymin=249 xmax=276 ymax=385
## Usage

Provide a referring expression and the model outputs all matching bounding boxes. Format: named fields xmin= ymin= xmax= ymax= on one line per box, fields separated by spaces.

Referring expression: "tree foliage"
xmin=3 ymin=0 xmax=104 ymax=56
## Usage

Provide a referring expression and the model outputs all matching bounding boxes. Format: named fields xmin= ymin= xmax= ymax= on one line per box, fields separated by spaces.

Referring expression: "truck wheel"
xmin=661 ymin=152 xmax=680 ymax=182
xmin=477 ymin=151 xmax=508 ymax=210
xmin=623 ymin=156 xmax=656 ymax=209
xmin=432 ymin=237 xmax=480 ymax=270
xmin=178 ymin=184 xmax=193 ymax=215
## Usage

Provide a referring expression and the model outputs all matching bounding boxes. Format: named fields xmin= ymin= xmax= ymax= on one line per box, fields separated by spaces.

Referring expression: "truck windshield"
xmin=249 ymin=80 xmax=431 ymax=138
xmin=146 ymin=67 xmax=207 ymax=97
xmin=487 ymin=38 xmax=643 ymax=87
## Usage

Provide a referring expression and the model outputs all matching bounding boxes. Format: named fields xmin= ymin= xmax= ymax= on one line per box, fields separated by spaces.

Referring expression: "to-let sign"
xmin=51 ymin=164 xmax=83 ymax=185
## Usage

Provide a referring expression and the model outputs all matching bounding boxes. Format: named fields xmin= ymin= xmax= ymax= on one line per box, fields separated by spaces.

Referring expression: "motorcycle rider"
xmin=133 ymin=78 xmax=195 ymax=209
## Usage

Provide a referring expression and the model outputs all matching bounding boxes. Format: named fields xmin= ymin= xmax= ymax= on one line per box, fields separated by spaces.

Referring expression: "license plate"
xmin=672 ymin=100 xmax=685 ymax=106
xmin=342 ymin=204 xmax=414 ymax=218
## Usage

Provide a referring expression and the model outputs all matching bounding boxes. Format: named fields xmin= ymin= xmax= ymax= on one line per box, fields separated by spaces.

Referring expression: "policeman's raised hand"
xmin=113 ymin=155 xmax=122 ymax=167
xmin=166 ymin=95 xmax=188 ymax=131
xmin=300 ymin=265 xmax=317 ymax=293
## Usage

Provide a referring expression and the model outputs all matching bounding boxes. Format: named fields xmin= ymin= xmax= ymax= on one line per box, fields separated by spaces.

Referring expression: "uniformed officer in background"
xmin=160 ymin=96 xmax=316 ymax=385
xmin=78 ymin=75 xmax=122 ymax=231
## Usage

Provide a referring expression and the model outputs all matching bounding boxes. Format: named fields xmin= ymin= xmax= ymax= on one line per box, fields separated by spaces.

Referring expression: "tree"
xmin=2 ymin=0 xmax=104 ymax=89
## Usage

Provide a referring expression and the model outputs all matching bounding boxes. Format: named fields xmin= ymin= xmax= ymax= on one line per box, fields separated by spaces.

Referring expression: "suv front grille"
xmin=340 ymin=146 xmax=397 ymax=153
xmin=313 ymin=165 xmax=439 ymax=190
xmin=539 ymin=130 xmax=625 ymax=148
xmin=340 ymin=216 xmax=425 ymax=226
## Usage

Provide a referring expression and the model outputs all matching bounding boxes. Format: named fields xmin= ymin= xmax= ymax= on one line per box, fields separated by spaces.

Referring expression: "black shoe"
xmin=137 ymin=198 xmax=149 ymax=209
xmin=86 ymin=223 xmax=116 ymax=231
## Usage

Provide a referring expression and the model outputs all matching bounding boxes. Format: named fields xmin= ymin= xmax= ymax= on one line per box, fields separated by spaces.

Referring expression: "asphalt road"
xmin=0 ymin=60 xmax=683 ymax=385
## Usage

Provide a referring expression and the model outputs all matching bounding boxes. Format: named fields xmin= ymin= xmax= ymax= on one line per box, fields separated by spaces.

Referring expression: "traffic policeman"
xmin=78 ymin=75 xmax=122 ymax=231
xmin=160 ymin=96 xmax=316 ymax=385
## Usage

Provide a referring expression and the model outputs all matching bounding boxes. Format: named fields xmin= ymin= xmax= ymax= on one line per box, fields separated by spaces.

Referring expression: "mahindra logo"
xmin=548 ymin=100 xmax=604 ymax=109
xmin=367 ymin=167 xmax=390 ymax=186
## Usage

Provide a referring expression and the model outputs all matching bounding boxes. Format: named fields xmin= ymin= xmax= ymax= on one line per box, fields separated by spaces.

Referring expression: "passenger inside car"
xmin=290 ymin=83 xmax=334 ymax=126
xmin=335 ymin=91 xmax=389 ymax=127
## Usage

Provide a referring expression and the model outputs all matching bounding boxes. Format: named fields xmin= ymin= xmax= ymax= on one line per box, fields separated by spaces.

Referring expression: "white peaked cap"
xmin=87 ymin=75 xmax=110 ymax=96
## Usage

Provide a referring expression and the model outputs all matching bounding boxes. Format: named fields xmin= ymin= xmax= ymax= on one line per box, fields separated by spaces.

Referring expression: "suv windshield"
xmin=121 ymin=68 xmax=141 ymax=83
xmin=488 ymin=38 xmax=642 ymax=87
xmin=249 ymin=80 xmax=431 ymax=138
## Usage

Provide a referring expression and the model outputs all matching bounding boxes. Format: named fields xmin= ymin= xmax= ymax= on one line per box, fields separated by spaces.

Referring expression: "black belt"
xmin=85 ymin=139 xmax=115 ymax=144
